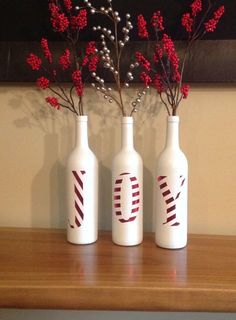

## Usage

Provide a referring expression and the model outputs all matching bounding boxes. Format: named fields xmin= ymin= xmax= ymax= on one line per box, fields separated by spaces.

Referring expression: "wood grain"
xmin=0 ymin=228 xmax=236 ymax=312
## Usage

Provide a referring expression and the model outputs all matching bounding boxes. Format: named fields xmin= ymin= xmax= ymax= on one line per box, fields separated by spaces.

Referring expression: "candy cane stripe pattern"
xmin=68 ymin=170 xmax=86 ymax=228
xmin=157 ymin=175 xmax=186 ymax=227
xmin=114 ymin=172 xmax=140 ymax=223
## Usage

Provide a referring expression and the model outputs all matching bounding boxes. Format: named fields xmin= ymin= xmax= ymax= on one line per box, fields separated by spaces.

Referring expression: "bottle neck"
xmin=165 ymin=116 xmax=180 ymax=149
xmin=75 ymin=116 xmax=88 ymax=148
xmin=121 ymin=117 xmax=134 ymax=149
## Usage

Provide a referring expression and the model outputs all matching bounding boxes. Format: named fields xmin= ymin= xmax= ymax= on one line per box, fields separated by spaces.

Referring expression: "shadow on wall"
xmin=31 ymin=133 xmax=66 ymax=228
xmin=9 ymin=89 xmax=74 ymax=228
xmin=134 ymin=90 xmax=162 ymax=232
xmin=86 ymin=89 xmax=121 ymax=231
xmin=97 ymin=128 xmax=116 ymax=231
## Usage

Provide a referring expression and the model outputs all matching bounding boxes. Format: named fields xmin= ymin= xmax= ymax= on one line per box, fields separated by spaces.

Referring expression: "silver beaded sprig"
xmin=84 ymin=0 xmax=114 ymax=21
xmin=91 ymin=72 xmax=119 ymax=105
xmin=130 ymin=87 xmax=149 ymax=115
xmin=84 ymin=0 xmax=141 ymax=116
xmin=123 ymin=62 xmax=140 ymax=88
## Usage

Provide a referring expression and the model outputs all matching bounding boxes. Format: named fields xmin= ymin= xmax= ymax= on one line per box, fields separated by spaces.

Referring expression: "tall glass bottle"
xmin=112 ymin=116 xmax=143 ymax=246
xmin=155 ymin=116 xmax=188 ymax=249
xmin=66 ymin=116 xmax=98 ymax=244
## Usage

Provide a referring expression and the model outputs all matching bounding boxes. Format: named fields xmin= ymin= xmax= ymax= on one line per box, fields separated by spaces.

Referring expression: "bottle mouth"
xmin=122 ymin=116 xmax=133 ymax=124
xmin=77 ymin=115 xmax=88 ymax=122
xmin=167 ymin=116 xmax=179 ymax=123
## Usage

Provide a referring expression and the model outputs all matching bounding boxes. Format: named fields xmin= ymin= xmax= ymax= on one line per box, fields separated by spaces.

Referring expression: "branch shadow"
xmin=134 ymin=88 xmax=163 ymax=232
xmin=9 ymin=88 xmax=73 ymax=228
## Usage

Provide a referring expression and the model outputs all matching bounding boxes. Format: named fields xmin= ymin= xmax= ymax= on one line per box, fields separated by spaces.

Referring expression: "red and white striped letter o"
xmin=113 ymin=172 xmax=140 ymax=223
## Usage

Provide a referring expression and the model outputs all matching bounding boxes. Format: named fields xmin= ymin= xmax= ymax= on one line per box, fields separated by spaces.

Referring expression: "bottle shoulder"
xmin=157 ymin=147 xmax=188 ymax=169
xmin=67 ymin=146 xmax=98 ymax=166
xmin=113 ymin=148 xmax=143 ymax=165
xmin=114 ymin=147 xmax=142 ymax=158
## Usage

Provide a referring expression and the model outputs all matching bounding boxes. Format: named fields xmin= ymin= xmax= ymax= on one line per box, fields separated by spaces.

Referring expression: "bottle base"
xmin=112 ymin=239 xmax=143 ymax=247
xmin=67 ymin=237 xmax=98 ymax=245
xmin=155 ymin=241 xmax=187 ymax=250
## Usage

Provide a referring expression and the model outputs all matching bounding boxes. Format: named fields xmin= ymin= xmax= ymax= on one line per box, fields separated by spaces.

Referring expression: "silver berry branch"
xmin=83 ymin=0 xmax=146 ymax=117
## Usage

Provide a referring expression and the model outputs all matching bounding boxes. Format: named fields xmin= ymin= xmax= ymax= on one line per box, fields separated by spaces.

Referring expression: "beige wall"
xmin=1 ymin=83 xmax=236 ymax=235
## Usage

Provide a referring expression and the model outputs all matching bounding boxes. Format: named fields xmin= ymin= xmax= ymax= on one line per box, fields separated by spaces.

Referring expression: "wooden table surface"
xmin=0 ymin=228 xmax=236 ymax=312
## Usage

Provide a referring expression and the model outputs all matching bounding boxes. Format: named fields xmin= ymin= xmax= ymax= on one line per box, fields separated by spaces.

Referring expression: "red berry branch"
xmin=26 ymin=0 xmax=99 ymax=116
xmin=136 ymin=0 xmax=225 ymax=116
xmin=83 ymin=0 xmax=148 ymax=117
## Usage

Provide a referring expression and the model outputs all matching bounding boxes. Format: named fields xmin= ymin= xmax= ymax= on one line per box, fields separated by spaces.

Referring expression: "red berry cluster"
xmin=49 ymin=1 xmax=87 ymax=33
xmin=45 ymin=97 xmax=60 ymax=109
xmin=63 ymin=0 xmax=72 ymax=11
xmin=85 ymin=41 xmax=96 ymax=55
xmin=135 ymin=52 xmax=151 ymax=71
xmin=205 ymin=5 xmax=225 ymax=32
xmin=181 ymin=13 xmax=194 ymax=33
xmin=71 ymin=9 xmax=87 ymax=30
xmin=153 ymin=74 xmax=165 ymax=94
xmin=180 ymin=84 xmax=190 ymax=99
xmin=82 ymin=56 xmax=89 ymax=67
xmin=27 ymin=54 xmax=42 ymax=70
xmin=151 ymin=11 xmax=164 ymax=31
xmin=72 ymin=70 xmax=83 ymax=97
xmin=140 ymin=72 xmax=152 ymax=86
xmin=162 ymin=34 xmax=180 ymax=82
xmin=27 ymin=1 xmax=95 ymax=115
xmin=37 ymin=76 xmax=50 ymax=89
xmin=136 ymin=1 xmax=225 ymax=115
xmin=27 ymin=39 xmax=54 ymax=71
xmin=214 ymin=5 xmax=225 ymax=20
xmin=48 ymin=2 xmax=59 ymax=17
xmin=181 ymin=0 xmax=203 ymax=34
xmin=59 ymin=49 xmax=71 ymax=70
xmin=49 ymin=2 xmax=69 ymax=33
xmin=137 ymin=14 xmax=149 ymax=39
xmin=137 ymin=12 xmax=165 ymax=40
xmin=191 ymin=0 xmax=202 ymax=17
xmin=136 ymin=31 xmax=181 ymax=91
xmin=82 ymin=42 xmax=99 ymax=71
xmin=41 ymin=38 xmax=53 ymax=64
xmin=153 ymin=44 xmax=163 ymax=63
xmin=89 ymin=56 xmax=99 ymax=72
xmin=182 ymin=1 xmax=224 ymax=35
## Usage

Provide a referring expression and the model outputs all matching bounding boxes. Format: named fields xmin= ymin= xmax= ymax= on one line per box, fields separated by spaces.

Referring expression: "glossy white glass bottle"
xmin=66 ymin=116 xmax=98 ymax=244
xmin=112 ymin=116 xmax=143 ymax=246
xmin=155 ymin=116 xmax=188 ymax=249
